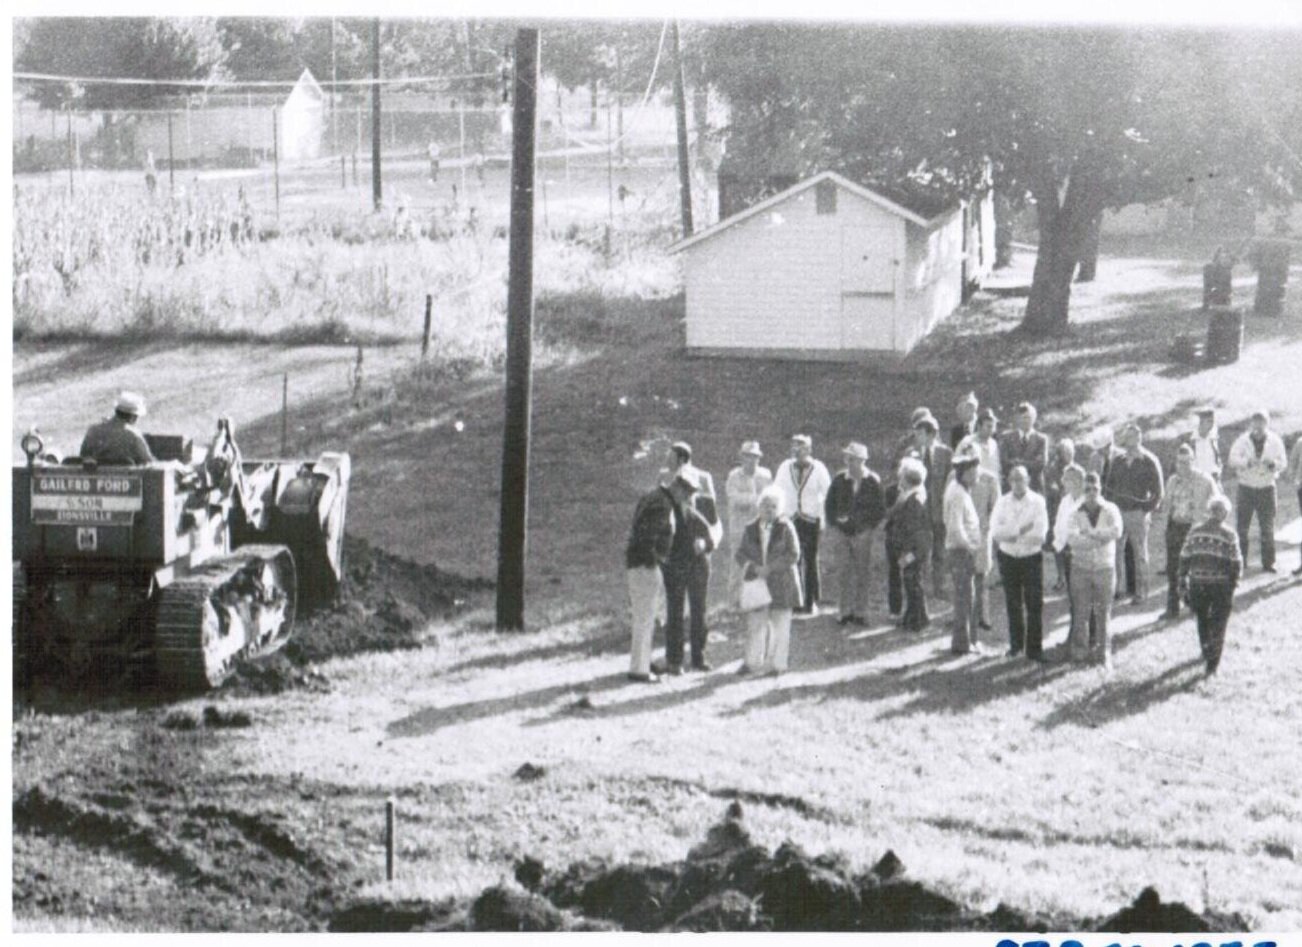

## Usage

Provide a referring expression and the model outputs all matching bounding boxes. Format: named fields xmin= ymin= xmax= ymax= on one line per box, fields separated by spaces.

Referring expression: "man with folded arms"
xmin=1066 ymin=472 xmax=1124 ymax=669
xmin=1228 ymin=409 xmax=1287 ymax=573
xmin=990 ymin=465 xmax=1050 ymax=660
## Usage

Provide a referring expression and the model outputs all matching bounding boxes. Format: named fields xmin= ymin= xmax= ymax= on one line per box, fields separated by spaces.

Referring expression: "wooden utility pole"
xmin=66 ymin=111 xmax=75 ymax=195
xmin=671 ymin=21 xmax=694 ymax=237
xmin=330 ymin=17 xmax=339 ymax=156
xmin=371 ymin=18 xmax=383 ymax=211
xmin=272 ymin=108 xmax=280 ymax=219
xmin=495 ymin=27 xmax=539 ymax=633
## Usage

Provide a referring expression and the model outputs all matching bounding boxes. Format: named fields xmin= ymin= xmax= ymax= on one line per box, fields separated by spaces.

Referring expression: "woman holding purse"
xmin=734 ymin=486 xmax=804 ymax=676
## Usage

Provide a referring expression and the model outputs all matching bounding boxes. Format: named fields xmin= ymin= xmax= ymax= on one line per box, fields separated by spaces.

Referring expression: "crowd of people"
xmin=624 ymin=396 xmax=1302 ymax=683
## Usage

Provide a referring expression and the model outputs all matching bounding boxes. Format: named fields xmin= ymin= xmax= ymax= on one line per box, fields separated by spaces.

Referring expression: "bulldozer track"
xmin=155 ymin=546 xmax=297 ymax=692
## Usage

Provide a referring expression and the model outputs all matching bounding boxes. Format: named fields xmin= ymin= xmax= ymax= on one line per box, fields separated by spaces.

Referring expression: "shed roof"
xmin=669 ymin=170 xmax=958 ymax=254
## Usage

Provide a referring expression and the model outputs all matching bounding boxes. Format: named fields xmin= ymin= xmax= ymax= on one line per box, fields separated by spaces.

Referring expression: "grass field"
xmin=11 ymin=170 xmax=1302 ymax=929
xmin=10 ymin=151 xmax=1302 ymax=927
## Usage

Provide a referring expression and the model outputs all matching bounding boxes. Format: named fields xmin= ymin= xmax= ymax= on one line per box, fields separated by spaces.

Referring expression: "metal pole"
xmin=458 ymin=97 xmax=467 ymax=197
xmin=495 ymin=27 xmax=539 ymax=633
xmin=66 ymin=111 xmax=74 ymax=195
xmin=330 ymin=17 xmax=339 ymax=156
xmin=671 ymin=21 xmax=694 ymax=237
xmin=167 ymin=111 xmax=175 ymax=192
xmin=341 ymin=154 xmax=347 ymax=189
xmin=281 ymin=374 xmax=289 ymax=455
xmin=272 ymin=108 xmax=280 ymax=220
xmin=384 ymin=797 xmax=396 ymax=881
xmin=422 ymin=294 xmax=433 ymax=358
xmin=371 ymin=18 xmax=383 ymax=211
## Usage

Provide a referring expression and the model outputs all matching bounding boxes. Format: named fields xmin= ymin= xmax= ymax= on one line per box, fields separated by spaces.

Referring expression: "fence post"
xmin=167 ymin=112 xmax=175 ymax=192
xmin=422 ymin=294 xmax=433 ymax=358
xmin=66 ymin=110 xmax=74 ymax=196
xmin=352 ymin=152 xmax=358 ymax=188
xmin=280 ymin=373 xmax=289 ymax=455
xmin=384 ymin=796 xmax=397 ymax=882
xmin=341 ymin=153 xmax=346 ymax=189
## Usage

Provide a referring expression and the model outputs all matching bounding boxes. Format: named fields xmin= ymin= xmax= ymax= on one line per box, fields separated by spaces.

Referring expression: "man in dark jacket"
xmin=999 ymin=402 xmax=1050 ymax=493
xmin=910 ymin=412 xmax=952 ymax=595
xmin=659 ymin=473 xmax=718 ymax=674
xmin=1104 ymin=423 xmax=1165 ymax=605
xmin=1178 ymin=495 xmax=1243 ymax=674
xmin=888 ymin=459 xmax=932 ymax=631
xmin=79 ymin=391 xmax=155 ymax=466
xmin=625 ymin=479 xmax=679 ymax=682
xmin=824 ymin=442 xmax=886 ymax=625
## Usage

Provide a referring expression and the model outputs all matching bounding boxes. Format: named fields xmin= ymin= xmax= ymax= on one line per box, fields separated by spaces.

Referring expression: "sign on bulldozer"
xmin=30 ymin=474 xmax=143 ymax=526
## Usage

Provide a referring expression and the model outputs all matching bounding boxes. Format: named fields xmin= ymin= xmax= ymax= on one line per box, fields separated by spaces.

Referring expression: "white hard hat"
xmin=115 ymin=391 xmax=147 ymax=418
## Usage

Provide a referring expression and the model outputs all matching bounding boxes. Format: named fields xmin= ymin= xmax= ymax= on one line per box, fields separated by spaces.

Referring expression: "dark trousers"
xmin=1236 ymin=485 xmax=1277 ymax=569
xmin=662 ymin=560 xmax=709 ymax=667
xmin=929 ymin=520 xmax=946 ymax=593
xmin=901 ymin=561 xmax=928 ymax=630
xmin=1189 ymin=584 xmax=1234 ymax=673
xmin=998 ymin=550 xmax=1044 ymax=657
xmin=886 ymin=545 xmax=903 ymax=615
xmin=1165 ymin=522 xmax=1192 ymax=614
xmin=793 ymin=516 xmax=822 ymax=611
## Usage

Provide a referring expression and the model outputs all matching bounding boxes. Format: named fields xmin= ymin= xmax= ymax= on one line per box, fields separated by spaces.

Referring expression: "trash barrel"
xmin=1203 ymin=262 xmax=1233 ymax=308
xmin=1206 ymin=306 xmax=1244 ymax=365
xmin=1251 ymin=238 xmax=1290 ymax=317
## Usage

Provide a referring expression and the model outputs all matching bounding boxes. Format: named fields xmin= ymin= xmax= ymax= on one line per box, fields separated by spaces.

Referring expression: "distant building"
xmin=670 ymin=171 xmax=993 ymax=361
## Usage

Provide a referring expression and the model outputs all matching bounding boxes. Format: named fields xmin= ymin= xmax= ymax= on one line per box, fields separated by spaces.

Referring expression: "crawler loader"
xmin=12 ymin=420 xmax=350 ymax=691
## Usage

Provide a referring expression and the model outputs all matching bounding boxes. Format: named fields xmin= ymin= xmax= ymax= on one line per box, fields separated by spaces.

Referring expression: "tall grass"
xmin=12 ymin=180 xmax=682 ymax=365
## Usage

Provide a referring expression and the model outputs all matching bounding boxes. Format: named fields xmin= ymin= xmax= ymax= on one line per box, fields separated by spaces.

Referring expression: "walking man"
xmin=775 ymin=434 xmax=832 ymax=615
xmin=1160 ymin=444 xmax=1218 ymax=619
xmin=990 ymin=465 xmax=1050 ymax=660
xmin=1066 ymin=473 xmax=1124 ymax=668
xmin=659 ymin=473 xmax=717 ymax=674
xmin=945 ymin=450 xmax=984 ymax=653
xmin=724 ymin=441 xmax=773 ymax=604
xmin=824 ymin=442 xmax=885 ymax=625
xmin=999 ymin=402 xmax=1050 ymax=493
xmin=1228 ymin=409 xmax=1287 ymax=573
xmin=1105 ymin=423 xmax=1164 ymax=605
xmin=624 ymin=477 xmax=679 ymax=682
xmin=1178 ymin=495 xmax=1243 ymax=675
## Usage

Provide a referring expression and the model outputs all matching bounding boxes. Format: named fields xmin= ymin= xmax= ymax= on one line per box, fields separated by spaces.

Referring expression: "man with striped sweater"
xmin=1178 ymin=495 xmax=1243 ymax=676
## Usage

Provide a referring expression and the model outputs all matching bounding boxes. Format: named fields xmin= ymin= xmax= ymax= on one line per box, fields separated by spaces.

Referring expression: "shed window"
xmin=815 ymin=180 xmax=838 ymax=215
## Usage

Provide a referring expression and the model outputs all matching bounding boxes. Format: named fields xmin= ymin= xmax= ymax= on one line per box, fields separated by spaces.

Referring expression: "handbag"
xmin=740 ymin=577 xmax=772 ymax=612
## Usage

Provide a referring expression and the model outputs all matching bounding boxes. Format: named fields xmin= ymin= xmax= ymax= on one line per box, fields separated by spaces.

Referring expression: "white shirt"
xmin=989 ymin=488 xmax=1049 ymax=558
xmin=1053 ymin=492 xmax=1082 ymax=553
xmin=1189 ymin=430 xmax=1221 ymax=478
xmin=774 ymin=457 xmax=832 ymax=523
xmin=956 ymin=433 xmax=1001 ymax=478
xmin=757 ymin=520 xmax=772 ymax=565
xmin=943 ymin=479 xmax=982 ymax=552
xmin=1067 ymin=499 xmax=1125 ymax=572
xmin=1228 ymin=430 xmax=1287 ymax=489
xmin=725 ymin=465 xmax=773 ymax=539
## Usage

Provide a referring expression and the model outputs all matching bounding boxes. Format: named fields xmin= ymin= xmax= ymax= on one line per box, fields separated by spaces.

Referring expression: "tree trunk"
xmin=993 ymin=189 xmax=1014 ymax=269
xmin=1075 ymin=210 xmax=1102 ymax=282
xmin=1022 ymin=162 xmax=1104 ymax=335
xmin=692 ymin=84 xmax=710 ymax=170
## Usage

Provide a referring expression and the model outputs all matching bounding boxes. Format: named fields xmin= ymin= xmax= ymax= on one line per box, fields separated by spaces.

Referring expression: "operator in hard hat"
xmin=79 ymin=391 xmax=156 ymax=466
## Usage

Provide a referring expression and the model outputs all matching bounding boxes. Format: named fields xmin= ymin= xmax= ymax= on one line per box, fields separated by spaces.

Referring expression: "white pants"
xmin=627 ymin=567 xmax=663 ymax=675
xmin=743 ymin=607 xmax=793 ymax=673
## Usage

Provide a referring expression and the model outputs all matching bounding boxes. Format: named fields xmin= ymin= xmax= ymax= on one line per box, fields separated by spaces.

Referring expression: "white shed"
xmin=280 ymin=69 xmax=325 ymax=162
xmin=671 ymin=171 xmax=971 ymax=360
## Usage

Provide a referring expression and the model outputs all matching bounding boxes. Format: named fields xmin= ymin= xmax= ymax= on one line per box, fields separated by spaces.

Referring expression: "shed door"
xmin=841 ymin=225 xmax=897 ymax=350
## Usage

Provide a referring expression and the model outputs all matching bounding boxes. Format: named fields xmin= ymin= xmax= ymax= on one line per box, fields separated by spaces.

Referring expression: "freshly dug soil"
xmin=329 ymin=802 xmax=1248 ymax=933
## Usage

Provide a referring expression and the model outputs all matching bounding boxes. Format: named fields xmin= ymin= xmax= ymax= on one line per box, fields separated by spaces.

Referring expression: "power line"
xmin=14 ymin=70 xmax=497 ymax=90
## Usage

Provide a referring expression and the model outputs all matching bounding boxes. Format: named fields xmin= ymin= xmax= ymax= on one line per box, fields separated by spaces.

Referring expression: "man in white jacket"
xmin=1228 ymin=410 xmax=1287 ymax=572
xmin=1066 ymin=473 xmax=1125 ymax=669
xmin=774 ymin=434 xmax=832 ymax=615
xmin=944 ymin=450 xmax=984 ymax=654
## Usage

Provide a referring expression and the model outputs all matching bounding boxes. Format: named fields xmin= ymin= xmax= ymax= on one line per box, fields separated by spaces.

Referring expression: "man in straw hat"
xmin=79 ymin=391 xmax=156 ymax=466
xmin=824 ymin=441 xmax=885 ymax=626
xmin=724 ymin=441 xmax=773 ymax=605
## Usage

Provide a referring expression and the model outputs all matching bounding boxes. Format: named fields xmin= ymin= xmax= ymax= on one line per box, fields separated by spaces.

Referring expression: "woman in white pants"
xmin=734 ymin=487 xmax=804 ymax=675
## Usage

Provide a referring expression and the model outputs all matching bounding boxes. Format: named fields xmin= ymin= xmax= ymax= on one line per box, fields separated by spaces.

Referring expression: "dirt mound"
xmin=329 ymin=802 xmax=1248 ymax=933
xmin=221 ymin=534 xmax=491 ymax=695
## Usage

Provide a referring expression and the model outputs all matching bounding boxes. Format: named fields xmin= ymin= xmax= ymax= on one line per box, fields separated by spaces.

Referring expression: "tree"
xmin=698 ymin=24 xmax=1302 ymax=334
xmin=15 ymin=17 xmax=227 ymax=110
